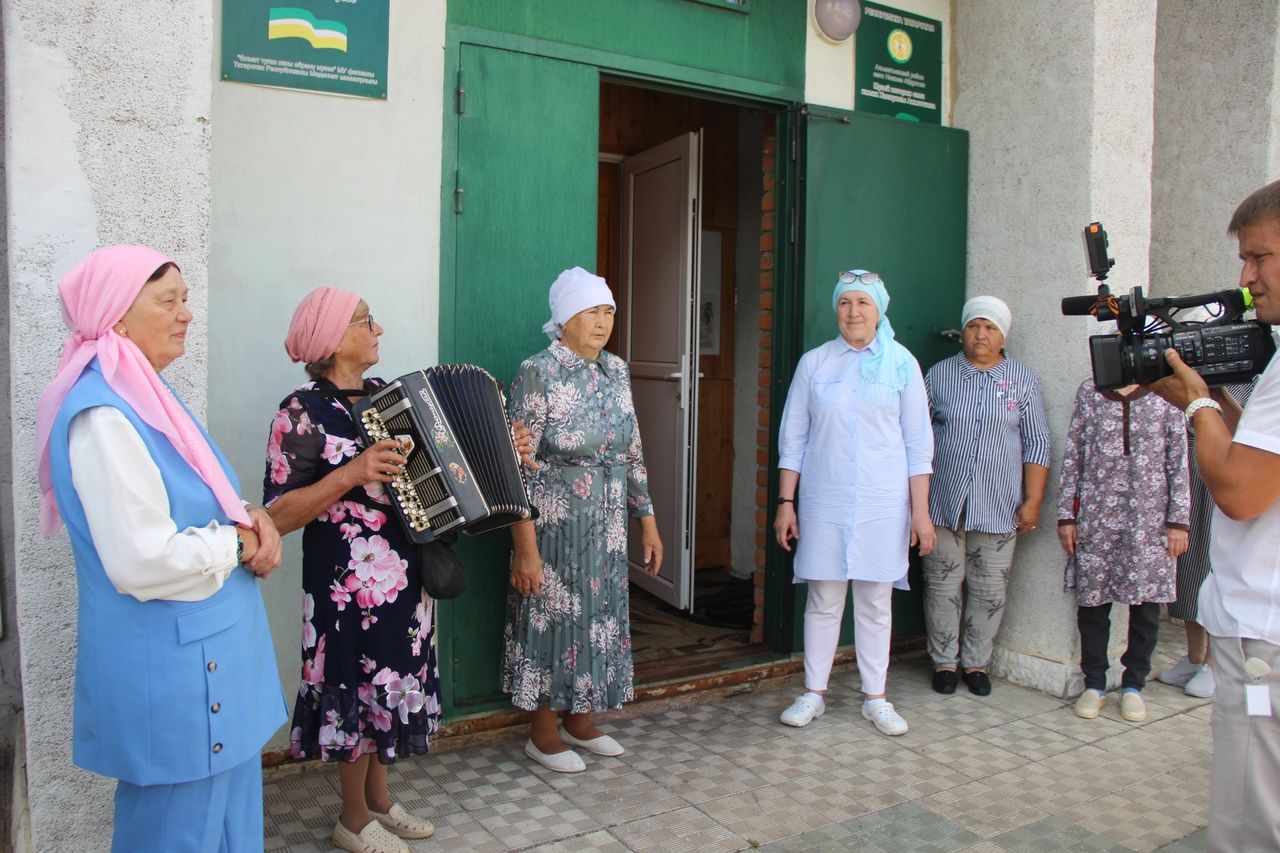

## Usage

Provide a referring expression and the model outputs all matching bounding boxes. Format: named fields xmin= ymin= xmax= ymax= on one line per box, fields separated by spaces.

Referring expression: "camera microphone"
xmin=1061 ymin=294 xmax=1102 ymax=316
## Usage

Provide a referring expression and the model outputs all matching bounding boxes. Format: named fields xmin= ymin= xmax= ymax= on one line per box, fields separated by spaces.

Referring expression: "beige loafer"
xmin=560 ymin=728 xmax=625 ymax=756
xmin=1074 ymin=689 xmax=1105 ymax=719
xmin=332 ymin=818 xmax=409 ymax=853
xmin=1120 ymin=690 xmax=1147 ymax=722
xmin=371 ymin=803 xmax=436 ymax=839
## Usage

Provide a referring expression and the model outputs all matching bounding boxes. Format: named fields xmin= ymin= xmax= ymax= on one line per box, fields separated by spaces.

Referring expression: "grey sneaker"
xmin=1184 ymin=664 xmax=1216 ymax=698
xmin=1158 ymin=655 xmax=1199 ymax=686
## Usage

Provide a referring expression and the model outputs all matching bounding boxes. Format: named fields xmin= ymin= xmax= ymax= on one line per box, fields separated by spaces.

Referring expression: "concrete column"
xmin=1150 ymin=1 xmax=1280 ymax=297
xmin=953 ymin=0 xmax=1158 ymax=696
xmin=2 ymin=2 xmax=213 ymax=847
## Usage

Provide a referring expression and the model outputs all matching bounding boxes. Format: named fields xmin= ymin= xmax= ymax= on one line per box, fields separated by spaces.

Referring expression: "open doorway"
xmin=595 ymin=81 xmax=775 ymax=681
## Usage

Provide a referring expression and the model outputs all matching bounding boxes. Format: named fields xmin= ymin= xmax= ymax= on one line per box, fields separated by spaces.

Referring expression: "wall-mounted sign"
xmin=221 ymin=1 xmax=389 ymax=99
xmin=855 ymin=2 xmax=942 ymax=124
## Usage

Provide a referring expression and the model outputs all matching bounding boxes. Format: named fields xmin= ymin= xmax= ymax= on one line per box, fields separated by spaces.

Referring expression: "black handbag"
xmin=418 ymin=533 xmax=466 ymax=599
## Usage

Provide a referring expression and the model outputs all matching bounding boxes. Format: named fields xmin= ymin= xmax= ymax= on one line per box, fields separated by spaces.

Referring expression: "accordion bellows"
xmin=353 ymin=365 xmax=532 ymax=544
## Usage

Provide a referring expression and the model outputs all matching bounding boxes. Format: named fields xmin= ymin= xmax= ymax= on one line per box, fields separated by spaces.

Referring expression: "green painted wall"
xmin=448 ymin=0 xmax=804 ymax=93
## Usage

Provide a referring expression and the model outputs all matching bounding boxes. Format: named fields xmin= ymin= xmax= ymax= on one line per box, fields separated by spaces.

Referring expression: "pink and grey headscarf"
xmin=284 ymin=286 xmax=361 ymax=364
xmin=34 ymin=245 xmax=250 ymax=537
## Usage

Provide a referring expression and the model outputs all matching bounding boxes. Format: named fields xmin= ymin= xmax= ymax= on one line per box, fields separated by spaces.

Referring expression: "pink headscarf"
xmin=284 ymin=286 xmax=361 ymax=364
xmin=34 ymin=246 xmax=250 ymax=537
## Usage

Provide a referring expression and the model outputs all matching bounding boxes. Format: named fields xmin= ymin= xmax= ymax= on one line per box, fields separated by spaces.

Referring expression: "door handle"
xmin=661 ymin=371 xmax=706 ymax=380
xmin=938 ymin=328 xmax=962 ymax=342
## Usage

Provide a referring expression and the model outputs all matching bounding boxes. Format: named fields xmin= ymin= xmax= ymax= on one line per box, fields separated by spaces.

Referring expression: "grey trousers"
xmin=923 ymin=526 xmax=1017 ymax=670
xmin=1208 ymin=635 xmax=1280 ymax=852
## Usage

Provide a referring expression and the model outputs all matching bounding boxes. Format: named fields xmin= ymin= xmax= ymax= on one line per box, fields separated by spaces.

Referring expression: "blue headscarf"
xmin=832 ymin=270 xmax=914 ymax=391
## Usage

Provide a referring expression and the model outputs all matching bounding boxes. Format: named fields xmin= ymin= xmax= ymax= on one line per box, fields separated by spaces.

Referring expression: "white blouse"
xmin=68 ymin=406 xmax=240 ymax=602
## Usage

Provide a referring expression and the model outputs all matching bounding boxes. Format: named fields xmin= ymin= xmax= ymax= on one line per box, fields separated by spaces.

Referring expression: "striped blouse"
xmin=925 ymin=353 xmax=1051 ymax=534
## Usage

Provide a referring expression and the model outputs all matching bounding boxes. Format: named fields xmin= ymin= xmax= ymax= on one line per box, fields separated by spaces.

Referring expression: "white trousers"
xmin=803 ymin=579 xmax=894 ymax=696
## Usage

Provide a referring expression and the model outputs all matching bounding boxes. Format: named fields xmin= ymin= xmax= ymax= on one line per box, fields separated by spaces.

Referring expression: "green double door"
xmin=791 ymin=107 xmax=970 ymax=647
xmin=442 ymin=45 xmax=968 ymax=714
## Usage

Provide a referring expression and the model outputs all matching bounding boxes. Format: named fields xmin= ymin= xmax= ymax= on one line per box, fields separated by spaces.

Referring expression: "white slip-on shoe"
xmin=861 ymin=702 xmax=909 ymax=736
xmin=1121 ymin=690 xmax=1147 ymax=722
xmin=1184 ymin=665 xmax=1216 ymax=699
xmin=332 ymin=819 xmax=409 ymax=853
xmin=1157 ymin=655 xmax=1199 ymax=686
xmin=524 ymin=739 xmax=587 ymax=773
xmin=780 ymin=694 xmax=825 ymax=727
xmin=560 ymin=729 xmax=625 ymax=756
xmin=370 ymin=803 xmax=436 ymax=839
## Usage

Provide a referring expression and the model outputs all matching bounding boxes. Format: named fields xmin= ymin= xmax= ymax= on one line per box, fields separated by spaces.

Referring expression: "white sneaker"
xmin=861 ymin=702 xmax=909 ymax=736
xmin=1184 ymin=665 xmax=1216 ymax=698
xmin=1157 ymin=656 xmax=1199 ymax=686
xmin=780 ymin=694 xmax=825 ymax=727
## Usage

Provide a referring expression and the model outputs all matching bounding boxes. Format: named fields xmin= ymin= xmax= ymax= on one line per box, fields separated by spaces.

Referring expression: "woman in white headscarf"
xmin=923 ymin=296 xmax=1051 ymax=697
xmin=773 ymin=270 xmax=935 ymax=737
xmin=504 ymin=267 xmax=663 ymax=773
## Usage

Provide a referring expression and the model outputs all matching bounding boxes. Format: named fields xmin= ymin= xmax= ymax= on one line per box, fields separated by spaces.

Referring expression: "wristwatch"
xmin=1184 ymin=397 xmax=1223 ymax=429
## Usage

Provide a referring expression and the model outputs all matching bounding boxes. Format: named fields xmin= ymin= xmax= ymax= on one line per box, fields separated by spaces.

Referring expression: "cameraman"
xmin=1149 ymin=179 xmax=1280 ymax=851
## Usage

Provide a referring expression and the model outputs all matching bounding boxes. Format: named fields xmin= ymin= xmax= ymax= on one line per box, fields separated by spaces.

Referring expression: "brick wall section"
xmin=752 ymin=117 xmax=776 ymax=644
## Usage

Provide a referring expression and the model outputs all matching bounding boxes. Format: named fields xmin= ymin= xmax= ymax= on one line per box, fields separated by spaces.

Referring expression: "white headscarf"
xmin=541 ymin=267 xmax=616 ymax=340
xmin=961 ymin=295 xmax=1012 ymax=338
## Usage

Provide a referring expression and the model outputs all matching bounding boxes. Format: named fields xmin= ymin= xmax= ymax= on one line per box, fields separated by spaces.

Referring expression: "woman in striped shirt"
xmin=923 ymin=296 xmax=1051 ymax=696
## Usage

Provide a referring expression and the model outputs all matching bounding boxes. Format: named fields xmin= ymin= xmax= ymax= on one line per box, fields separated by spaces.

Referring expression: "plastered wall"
xmin=206 ymin=1 xmax=448 ymax=752
xmin=2 ymin=1 xmax=215 ymax=846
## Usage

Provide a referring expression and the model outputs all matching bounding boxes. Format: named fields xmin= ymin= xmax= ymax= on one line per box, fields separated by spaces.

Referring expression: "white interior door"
xmin=621 ymin=131 xmax=701 ymax=611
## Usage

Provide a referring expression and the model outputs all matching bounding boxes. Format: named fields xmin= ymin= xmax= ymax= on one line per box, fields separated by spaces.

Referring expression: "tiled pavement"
xmin=264 ymin=622 xmax=1211 ymax=851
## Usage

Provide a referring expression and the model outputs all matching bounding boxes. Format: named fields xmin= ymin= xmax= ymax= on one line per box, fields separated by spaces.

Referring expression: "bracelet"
xmin=778 ymin=497 xmax=795 ymax=505
xmin=1184 ymin=397 xmax=1223 ymax=429
xmin=236 ymin=533 xmax=245 ymax=563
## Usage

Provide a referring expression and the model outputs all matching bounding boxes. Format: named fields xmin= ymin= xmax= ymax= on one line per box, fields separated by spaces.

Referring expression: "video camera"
xmin=1060 ymin=222 xmax=1275 ymax=389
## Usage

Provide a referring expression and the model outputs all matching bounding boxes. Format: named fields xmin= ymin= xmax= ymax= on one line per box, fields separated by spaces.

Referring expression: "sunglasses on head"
xmin=838 ymin=270 xmax=883 ymax=286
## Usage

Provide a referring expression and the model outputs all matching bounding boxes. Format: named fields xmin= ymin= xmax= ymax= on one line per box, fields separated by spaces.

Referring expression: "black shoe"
xmin=932 ymin=670 xmax=958 ymax=694
xmin=962 ymin=670 xmax=992 ymax=696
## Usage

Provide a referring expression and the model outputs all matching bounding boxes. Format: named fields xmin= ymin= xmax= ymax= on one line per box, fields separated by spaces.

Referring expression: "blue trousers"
xmin=112 ymin=753 xmax=264 ymax=853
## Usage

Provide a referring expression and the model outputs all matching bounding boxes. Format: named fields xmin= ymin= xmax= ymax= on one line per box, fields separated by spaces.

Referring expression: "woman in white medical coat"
xmin=773 ymin=270 xmax=935 ymax=736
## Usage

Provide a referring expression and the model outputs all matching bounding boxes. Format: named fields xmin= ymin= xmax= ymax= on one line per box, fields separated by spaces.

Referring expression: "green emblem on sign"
xmin=268 ymin=7 xmax=349 ymax=52
xmin=887 ymin=28 xmax=913 ymax=63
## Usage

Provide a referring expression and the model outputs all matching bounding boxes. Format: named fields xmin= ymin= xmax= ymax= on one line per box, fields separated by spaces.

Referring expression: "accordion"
xmin=352 ymin=365 xmax=532 ymax=544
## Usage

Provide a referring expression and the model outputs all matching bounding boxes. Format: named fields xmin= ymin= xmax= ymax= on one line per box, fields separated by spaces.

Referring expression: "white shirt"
xmin=1203 ymin=336 xmax=1280 ymax=644
xmin=68 ymin=406 xmax=240 ymax=602
xmin=778 ymin=336 xmax=933 ymax=583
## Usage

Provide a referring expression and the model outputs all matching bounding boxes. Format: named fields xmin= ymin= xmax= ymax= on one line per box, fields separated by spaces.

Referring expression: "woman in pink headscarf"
xmin=264 ymin=288 xmax=440 ymax=853
xmin=36 ymin=246 xmax=286 ymax=852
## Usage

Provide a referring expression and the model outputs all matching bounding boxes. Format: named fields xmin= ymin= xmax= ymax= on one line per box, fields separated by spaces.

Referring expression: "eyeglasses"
xmin=838 ymin=270 xmax=883 ymax=286
xmin=348 ymin=313 xmax=375 ymax=332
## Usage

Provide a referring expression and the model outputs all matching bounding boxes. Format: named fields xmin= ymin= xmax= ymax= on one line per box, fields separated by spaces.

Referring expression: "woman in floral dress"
xmin=1057 ymin=376 xmax=1190 ymax=724
xmin=265 ymin=287 xmax=439 ymax=853
xmin=506 ymin=267 xmax=663 ymax=774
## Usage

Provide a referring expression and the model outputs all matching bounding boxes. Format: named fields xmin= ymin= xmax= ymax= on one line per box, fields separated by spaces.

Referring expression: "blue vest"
xmin=48 ymin=361 xmax=286 ymax=786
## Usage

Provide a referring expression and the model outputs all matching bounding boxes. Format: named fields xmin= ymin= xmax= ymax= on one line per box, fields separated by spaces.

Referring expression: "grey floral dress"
xmin=1056 ymin=381 xmax=1191 ymax=607
xmin=503 ymin=341 xmax=654 ymax=712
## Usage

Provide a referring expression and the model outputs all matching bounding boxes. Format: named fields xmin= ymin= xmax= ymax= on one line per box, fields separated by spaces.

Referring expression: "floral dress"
xmin=503 ymin=341 xmax=654 ymax=712
xmin=1056 ymin=381 xmax=1191 ymax=607
xmin=264 ymin=378 xmax=442 ymax=763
